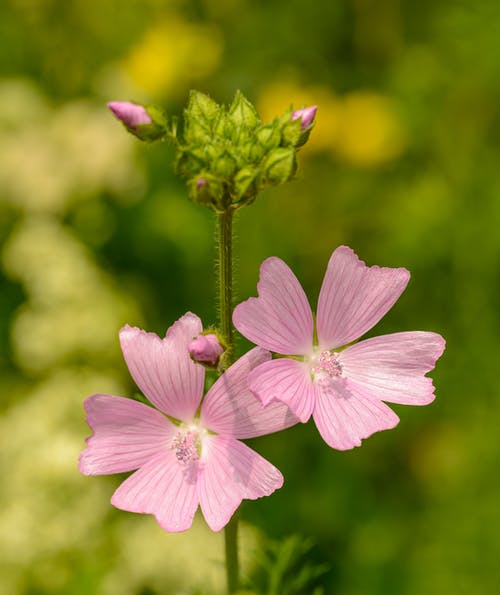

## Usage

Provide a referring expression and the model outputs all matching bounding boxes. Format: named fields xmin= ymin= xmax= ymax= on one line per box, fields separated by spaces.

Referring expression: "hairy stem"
xmin=217 ymin=208 xmax=234 ymax=371
xmin=216 ymin=207 xmax=239 ymax=593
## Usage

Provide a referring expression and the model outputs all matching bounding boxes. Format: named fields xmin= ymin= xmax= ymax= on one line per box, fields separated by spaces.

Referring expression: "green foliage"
xmin=244 ymin=535 xmax=328 ymax=595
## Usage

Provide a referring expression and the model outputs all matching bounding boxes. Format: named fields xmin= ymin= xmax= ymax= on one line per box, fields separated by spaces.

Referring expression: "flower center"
xmin=170 ymin=428 xmax=202 ymax=464
xmin=311 ymin=350 xmax=343 ymax=381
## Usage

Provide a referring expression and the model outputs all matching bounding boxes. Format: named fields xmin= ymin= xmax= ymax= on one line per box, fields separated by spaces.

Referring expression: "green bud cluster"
xmin=174 ymin=90 xmax=313 ymax=211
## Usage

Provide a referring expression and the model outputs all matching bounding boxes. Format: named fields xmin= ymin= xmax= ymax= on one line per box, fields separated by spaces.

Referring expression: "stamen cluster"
xmin=311 ymin=351 xmax=343 ymax=381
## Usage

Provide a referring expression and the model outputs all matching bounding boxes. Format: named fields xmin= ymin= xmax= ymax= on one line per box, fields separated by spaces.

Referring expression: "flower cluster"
xmin=80 ymin=246 xmax=445 ymax=532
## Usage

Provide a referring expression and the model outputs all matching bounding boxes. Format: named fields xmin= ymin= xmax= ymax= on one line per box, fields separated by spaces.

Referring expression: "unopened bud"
xmin=189 ymin=333 xmax=225 ymax=366
xmin=233 ymin=167 xmax=258 ymax=201
xmin=107 ymin=101 xmax=167 ymax=142
xmin=228 ymin=90 xmax=260 ymax=132
xmin=196 ymin=177 xmax=208 ymax=190
xmin=214 ymin=151 xmax=237 ymax=177
xmin=108 ymin=101 xmax=151 ymax=128
xmin=263 ymin=147 xmax=296 ymax=185
xmin=291 ymin=106 xmax=318 ymax=130
xmin=188 ymin=174 xmax=223 ymax=206
xmin=256 ymin=124 xmax=281 ymax=150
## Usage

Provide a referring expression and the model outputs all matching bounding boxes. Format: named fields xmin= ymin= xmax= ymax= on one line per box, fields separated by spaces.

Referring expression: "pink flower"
xmin=189 ymin=332 xmax=225 ymax=366
xmin=291 ymin=106 xmax=318 ymax=130
xmin=233 ymin=246 xmax=445 ymax=450
xmin=79 ymin=313 xmax=296 ymax=532
xmin=107 ymin=101 xmax=152 ymax=129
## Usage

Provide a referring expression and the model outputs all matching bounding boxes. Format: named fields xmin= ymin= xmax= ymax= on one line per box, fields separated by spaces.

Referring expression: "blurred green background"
xmin=1 ymin=0 xmax=499 ymax=593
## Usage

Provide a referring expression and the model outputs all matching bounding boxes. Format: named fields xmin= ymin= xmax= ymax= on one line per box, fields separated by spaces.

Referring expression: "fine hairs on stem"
xmin=216 ymin=206 xmax=239 ymax=593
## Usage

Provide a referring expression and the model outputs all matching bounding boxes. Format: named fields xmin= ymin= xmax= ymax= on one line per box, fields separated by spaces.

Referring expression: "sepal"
xmin=183 ymin=91 xmax=220 ymax=143
xmin=228 ymin=90 xmax=260 ymax=133
xmin=108 ymin=101 xmax=169 ymax=142
xmin=263 ymin=148 xmax=297 ymax=185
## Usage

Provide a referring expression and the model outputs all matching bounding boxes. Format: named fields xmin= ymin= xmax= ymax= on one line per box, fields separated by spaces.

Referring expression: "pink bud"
xmin=107 ymin=101 xmax=152 ymax=130
xmin=196 ymin=177 xmax=208 ymax=190
xmin=189 ymin=333 xmax=225 ymax=366
xmin=291 ymin=105 xmax=318 ymax=130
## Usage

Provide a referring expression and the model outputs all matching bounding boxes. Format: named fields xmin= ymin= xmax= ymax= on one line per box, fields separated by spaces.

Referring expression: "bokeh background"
xmin=1 ymin=0 xmax=499 ymax=593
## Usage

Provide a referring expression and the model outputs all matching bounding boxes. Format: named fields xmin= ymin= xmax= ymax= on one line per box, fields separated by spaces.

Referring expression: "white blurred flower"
xmin=0 ymin=79 xmax=146 ymax=215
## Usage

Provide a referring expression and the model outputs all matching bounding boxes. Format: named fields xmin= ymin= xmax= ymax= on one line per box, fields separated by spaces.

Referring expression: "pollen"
xmin=311 ymin=350 xmax=343 ymax=380
xmin=171 ymin=430 xmax=200 ymax=464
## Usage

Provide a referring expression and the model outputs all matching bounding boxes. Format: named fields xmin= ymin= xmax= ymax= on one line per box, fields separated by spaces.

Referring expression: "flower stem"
xmin=217 ymin=207 xmax=234 ymax=372
xmin=224 ymin=511 xmax=239 ymax=594
xmin=216 ymin=206 xmax=239 ymax=593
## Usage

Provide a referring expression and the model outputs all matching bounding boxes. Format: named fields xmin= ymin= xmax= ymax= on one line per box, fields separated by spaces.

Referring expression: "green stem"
xmin=217 ymin=208 xmax=234 ymax=371
xmin=224 ymin=511 xmax=239 ymax=594
xmin=216 ymin=207 xmax=239 ymax=593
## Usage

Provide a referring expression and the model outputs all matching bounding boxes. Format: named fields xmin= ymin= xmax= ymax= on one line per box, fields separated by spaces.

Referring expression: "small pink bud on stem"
xmin=189 ymin=333 xmax=225 ymax=367
xmin=107 ymin=101 xmax=152 ymax=129
xmin=107 ymin=101 xmax=168 ymax=142
xmin=291 ymin=105 xmax=318 ymax=130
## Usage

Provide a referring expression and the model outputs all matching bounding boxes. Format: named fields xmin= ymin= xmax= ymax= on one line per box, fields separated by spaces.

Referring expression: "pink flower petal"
xmin=247 ymin=358 xmax=316 ymax=423
xmin=111 ymin=450 xmax=199 ymax=533
xmin=119 ymin=313 xmax=204 ymax=422
xmin=233 ymin=257 xmax=314 ymax=355
xmin=339 ymin=331 xmax=446 ymax=405
xmin=79 ymin=394 xmax=175 ymax=475
xmin=316 ymin=246 xmax=410 ymax=350
xmin=201 ymin=347 xmax=298 ymax=438
xmin=313 ymin=378 xmax=400 ymax=450
xmin=291 ymin=106 xmax=318 ymax=130
xmin=198 ymin=435 xmax=283 ymax=532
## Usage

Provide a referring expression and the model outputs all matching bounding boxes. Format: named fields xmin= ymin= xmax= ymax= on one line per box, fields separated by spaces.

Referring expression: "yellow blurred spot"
xmin=123 ymin=16 xmax=223 ymax=97
xmin=336 ymin=91 xmax=406 ymax=165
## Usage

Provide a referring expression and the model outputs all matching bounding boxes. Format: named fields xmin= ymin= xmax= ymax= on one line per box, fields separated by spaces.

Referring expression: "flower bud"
xmin=188 ymin=172 xmax=224 ymax=207
xmin=188 ymin=174 xmax=223 ymax=207
xmin=108 ymin=101 xmax=151 ymax=127
xmin=263 ymin=147 xmax=296 ymax=185
xmin=255 ymin=124 xmax=281 ymax=151
xmin=233 ymin=167 xmax=258 ymax=201
xmin=228 ymin=90 xmax=260 ymax=132
xmin=189 ymin=333 xmax=225 ymax=367
xmin=291 ymin=105 xmax=318 ymax=130
xmin=107 ymin=101 xmax=167 ymax=142
xmin=214 ymin=151 xmax=237 ymax=177
xmin=196 ymin=177 xmax=208 ymax=190
xmin=183 ymin=91 xmax=220 ymax=143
